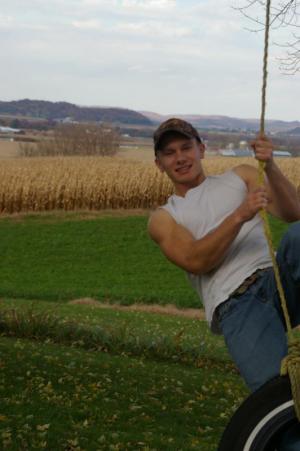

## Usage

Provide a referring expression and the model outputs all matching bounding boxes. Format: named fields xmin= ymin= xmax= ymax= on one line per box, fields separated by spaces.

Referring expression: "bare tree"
xmin=234 ymin=0 xmax=300 ymax=73
xmin=20 ymin=123 xmax=120 ymax=157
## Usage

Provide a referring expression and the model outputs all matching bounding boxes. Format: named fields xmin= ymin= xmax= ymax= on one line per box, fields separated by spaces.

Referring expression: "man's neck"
xmin=174 ymin=173 xmax=206 ymax=197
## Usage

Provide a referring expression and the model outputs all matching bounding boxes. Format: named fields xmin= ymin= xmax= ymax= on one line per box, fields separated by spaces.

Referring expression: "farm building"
xmin=220 ymin=149 xmax=292 ymax=157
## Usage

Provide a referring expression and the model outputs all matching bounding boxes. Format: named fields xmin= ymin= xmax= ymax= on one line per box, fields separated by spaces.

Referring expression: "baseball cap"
xmin=153 ymin=118 xmax=202 ymax=153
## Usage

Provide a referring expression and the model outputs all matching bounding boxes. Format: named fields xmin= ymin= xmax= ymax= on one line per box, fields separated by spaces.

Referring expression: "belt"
xmin=214 ymin=268 xmax=270 ymax=322
xmin=230 ymin=268 xmax=268 ymax=297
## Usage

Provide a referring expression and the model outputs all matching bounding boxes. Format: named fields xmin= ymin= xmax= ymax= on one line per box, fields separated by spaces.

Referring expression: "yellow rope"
xmin=259 ymin=0 xmax=300 ymax=421
xmin=281 ymin=332 xmax=300 ymax=420
xmin=258 ymin=162 xmax=292 ymax=335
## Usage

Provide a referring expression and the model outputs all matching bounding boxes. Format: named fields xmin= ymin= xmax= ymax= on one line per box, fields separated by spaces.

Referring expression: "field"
xmin=0 ymin=142 xmax=298 ymax=450
xmin=0 ymin=214 xmax=241 ymax=450
xmin=0 ymin=213 xmax=291 ymax=449
xmin=0 ymin=140 xmax=19 ymax=158
xmin=0 ymin=155 xmax=299 ymax=213
xmin=0 ymin=213 xmax=287 ymax=305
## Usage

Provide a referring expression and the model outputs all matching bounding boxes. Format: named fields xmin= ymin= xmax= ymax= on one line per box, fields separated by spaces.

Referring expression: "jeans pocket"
xmin=254 ymin=286 xmax=268 ymax=303
xmin=217 ymin=296 xmax=241 ymax=322
xmin=253 ymin=273 xmax=277 ymax=305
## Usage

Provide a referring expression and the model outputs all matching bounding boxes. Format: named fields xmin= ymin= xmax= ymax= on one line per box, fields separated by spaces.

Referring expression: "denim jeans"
xmin=217 ymin=222 xmax=300 ymax=450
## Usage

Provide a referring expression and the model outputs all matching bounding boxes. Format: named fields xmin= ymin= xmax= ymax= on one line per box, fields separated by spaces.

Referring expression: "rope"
xmin=258 ymin=0 xmax=292 ymax=335
xmin=281 ymin=333 xmax=300 ymax=420
xmin=260 ymin=0 xmax=271 ymax=135
xmin=258 ymin=0 xmax=300 ymax=421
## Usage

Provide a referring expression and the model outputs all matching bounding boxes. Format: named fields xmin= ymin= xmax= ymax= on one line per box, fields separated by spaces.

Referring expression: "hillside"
xmin=140 ymin=111 xmax=300 ymax=134
xmin=0 ymin=99 xmax=152 ymax=126
xmin=287 ymin=126 xmax=300 ymax=135
xmin=1 ymin=100 xmax=299 ymax=134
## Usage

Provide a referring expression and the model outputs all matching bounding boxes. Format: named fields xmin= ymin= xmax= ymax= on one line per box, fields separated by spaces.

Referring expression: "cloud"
xmin=115 ymin=21 xmax=191 ymax=38
xmin=121 ymin=0 xmax=175 ymax=11
xmin=0 ymin=0 xmax=297 ymax=120
xmin=0 ymin=14 xmax=14 ymax=29
xmin=72 ymin=19 xmax=102 ymax=29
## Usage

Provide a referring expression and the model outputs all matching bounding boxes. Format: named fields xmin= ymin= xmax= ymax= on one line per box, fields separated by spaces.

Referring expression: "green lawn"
xmin=0 ymin=212 xmax=292 ymax=450
xmin=0 ymin=212 xmax=289 ymax=307
xmin=0 ymin=320 xmax=246 ymax=451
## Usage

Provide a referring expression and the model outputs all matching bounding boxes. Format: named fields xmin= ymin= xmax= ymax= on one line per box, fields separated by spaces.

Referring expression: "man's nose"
xmin=175 ymin=150 xmax=186 ymax=162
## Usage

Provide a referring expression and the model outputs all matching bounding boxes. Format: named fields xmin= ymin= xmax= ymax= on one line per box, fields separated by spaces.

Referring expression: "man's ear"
xmin=155 ymin=156 xmax=164 ymax=173
xmin=199 ymin=143 xmax=205 ymax=159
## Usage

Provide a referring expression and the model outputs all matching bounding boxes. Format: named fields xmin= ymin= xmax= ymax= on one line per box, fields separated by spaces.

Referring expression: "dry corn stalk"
xmin=0 ymin=156 xmax=299 ymax=214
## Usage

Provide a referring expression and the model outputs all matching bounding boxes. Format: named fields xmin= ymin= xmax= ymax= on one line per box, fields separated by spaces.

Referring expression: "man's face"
xmin=155 ymin=136 xmax=205 ymax=185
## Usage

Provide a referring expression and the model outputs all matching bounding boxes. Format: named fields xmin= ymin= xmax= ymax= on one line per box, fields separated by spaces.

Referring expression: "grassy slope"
xmin=0 ymin=299 xmax=245 ymax=451
xmin=0 ymin=334 xmax=246 ymax=451
xmin=0 ymin=298 xmax=231 ymax=364
xmin=0 ymin=213 xmax=289 ymax=307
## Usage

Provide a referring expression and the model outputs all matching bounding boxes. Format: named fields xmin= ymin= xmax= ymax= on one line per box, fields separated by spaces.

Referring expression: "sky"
xmin=1 ymin=0 xmax=299 ymax=121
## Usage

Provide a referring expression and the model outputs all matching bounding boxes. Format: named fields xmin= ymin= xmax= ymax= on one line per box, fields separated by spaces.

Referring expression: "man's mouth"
xmin=176 ymin=164 xmax=192 ymax=174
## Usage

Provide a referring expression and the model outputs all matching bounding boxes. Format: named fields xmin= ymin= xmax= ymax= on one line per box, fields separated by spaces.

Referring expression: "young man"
xmin=148 ymin=118 xmax=300 ymax=447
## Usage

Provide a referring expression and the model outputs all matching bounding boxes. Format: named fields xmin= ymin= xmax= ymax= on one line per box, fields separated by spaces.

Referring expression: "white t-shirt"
xmin=161 ymin=170 xmax=272 ymax=334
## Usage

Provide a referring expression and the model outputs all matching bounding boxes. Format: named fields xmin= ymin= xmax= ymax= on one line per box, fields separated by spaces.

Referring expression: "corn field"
xmin=0 ymin=156 xmax=299 ymax=214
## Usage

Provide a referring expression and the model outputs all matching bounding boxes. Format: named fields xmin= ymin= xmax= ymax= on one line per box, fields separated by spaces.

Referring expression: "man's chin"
xmin=174 ymin=174 xmax=196 ymax=185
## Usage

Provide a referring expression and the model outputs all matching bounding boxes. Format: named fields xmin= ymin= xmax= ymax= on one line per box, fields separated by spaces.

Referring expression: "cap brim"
xmin=154 ymin=128 xmax=194 ymax=152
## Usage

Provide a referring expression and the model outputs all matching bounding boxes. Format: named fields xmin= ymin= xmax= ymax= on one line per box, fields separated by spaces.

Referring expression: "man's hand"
xmin=250 ymin=134 xmax=274 ymax=169
xmin=236 ymin=187 xmax=269 ymax=222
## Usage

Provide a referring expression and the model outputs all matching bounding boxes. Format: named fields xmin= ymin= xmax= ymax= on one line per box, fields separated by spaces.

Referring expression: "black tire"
xmin=218 ymin=376 xmax=300 ymax=451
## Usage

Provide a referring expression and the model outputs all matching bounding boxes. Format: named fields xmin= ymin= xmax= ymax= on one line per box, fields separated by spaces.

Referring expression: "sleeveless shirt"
xmin=161 ymin=170 xmax=272 ymax=334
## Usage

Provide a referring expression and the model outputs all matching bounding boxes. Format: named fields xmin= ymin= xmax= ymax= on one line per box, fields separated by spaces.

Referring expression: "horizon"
xmin=1 ymin=97 xmax=300 ymax=124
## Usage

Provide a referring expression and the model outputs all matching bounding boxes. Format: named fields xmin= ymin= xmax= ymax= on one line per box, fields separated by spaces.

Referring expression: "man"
xmin=148 ymin=118 xmax=300 ymax=449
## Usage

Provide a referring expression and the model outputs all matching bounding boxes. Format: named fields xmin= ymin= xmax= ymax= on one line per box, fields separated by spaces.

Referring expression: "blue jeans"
xmin=217 ymin=222 xmax=300 ymax=450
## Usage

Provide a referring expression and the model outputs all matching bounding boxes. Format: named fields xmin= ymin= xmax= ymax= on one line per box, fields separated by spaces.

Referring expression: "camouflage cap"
xmin=153 ymin=118 xmax=202 ymax=153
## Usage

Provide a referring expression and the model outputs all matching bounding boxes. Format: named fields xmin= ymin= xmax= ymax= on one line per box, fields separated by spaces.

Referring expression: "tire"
xmin=218 ymin=376 xmax=299 ymax=451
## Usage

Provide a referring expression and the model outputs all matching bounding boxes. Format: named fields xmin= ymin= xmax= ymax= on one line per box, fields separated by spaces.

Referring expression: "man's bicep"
xmin=148 ymin=210 xmax=195 ymax=271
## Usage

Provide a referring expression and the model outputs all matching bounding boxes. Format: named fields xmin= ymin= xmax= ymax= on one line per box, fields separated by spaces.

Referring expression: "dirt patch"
xmin=69 ymin=298 xmax=205 ymax=320
xmin=0 ymin=209 xmax=150 ymax=221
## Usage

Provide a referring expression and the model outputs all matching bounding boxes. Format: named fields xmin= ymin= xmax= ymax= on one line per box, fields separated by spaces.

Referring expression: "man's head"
xmin=153 ymin=118 xmax=205 ymax=194
xmin=153 ymin=118 xmax=202 ymax=155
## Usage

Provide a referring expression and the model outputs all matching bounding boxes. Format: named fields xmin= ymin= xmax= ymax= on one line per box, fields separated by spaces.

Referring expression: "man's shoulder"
xmin=148 ymin=208 xmax=174 ymax=229
xmin=232 ymin=163 xmax=257 ymax=178
xmin=148 ymin=208 xmax=174 ymax=243
xmin=232 ymin=164 xmax=258 ymax=186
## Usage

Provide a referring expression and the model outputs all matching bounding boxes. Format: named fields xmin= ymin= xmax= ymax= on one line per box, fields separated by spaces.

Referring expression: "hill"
xmin=286 ymin=126 xmax=300 ymax=135
xmin=140 ymin=111 xmax=300 ymax=134
xmin=0 ymin=99 xmax=152 ymax=126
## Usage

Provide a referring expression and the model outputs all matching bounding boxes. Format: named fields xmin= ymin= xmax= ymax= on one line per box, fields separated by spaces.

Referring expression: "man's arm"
xmin=148 ymin=188 xmax=268 ymax=275
xmin=235 ymin=136 xmax=300 ymax=222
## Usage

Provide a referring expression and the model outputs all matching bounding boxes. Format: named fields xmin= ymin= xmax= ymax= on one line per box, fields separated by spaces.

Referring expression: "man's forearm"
xmin=265 ymin=160 xmax=300 ymax=222
xmin=187 ymin=209 xmax=245 ymax=274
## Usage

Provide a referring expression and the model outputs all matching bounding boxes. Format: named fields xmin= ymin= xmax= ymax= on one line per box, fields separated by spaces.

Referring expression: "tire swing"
xmin=218 ymin=1 xmax=300 ymax=449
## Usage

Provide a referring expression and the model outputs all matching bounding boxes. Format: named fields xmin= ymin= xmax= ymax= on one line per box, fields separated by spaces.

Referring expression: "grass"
xmin=0 ymin=212 xmax=290 ymax=307
xmin=0 ymin=334 xmax=246 ymax=451
xmin=0 ymin=212 xmax=292 ymax=449
xmin=0 ymin=300 xmax=246 ymax=450
xmin=0 ymin=299 xmax=232 ymax=367
xmin=0 ymin=299 xmax=248 ymax=451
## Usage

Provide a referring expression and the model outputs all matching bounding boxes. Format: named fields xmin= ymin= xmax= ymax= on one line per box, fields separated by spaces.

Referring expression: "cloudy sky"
xmin=1 ymin=0 xmax=299 ymax=121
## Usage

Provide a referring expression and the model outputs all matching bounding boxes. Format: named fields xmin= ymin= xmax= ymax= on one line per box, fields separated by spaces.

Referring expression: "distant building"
xmin=220 ymin=149 xmax=292 ymax=157
xmin=273 ymin=150 xmax=292 ymax=157
xmin=54 ymin=117 xmax=78 ymax=124
xmin=220 ymin=149 xmax=252 ymax=157
xmin=0 ymin=126 xmax=20 ymax=133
